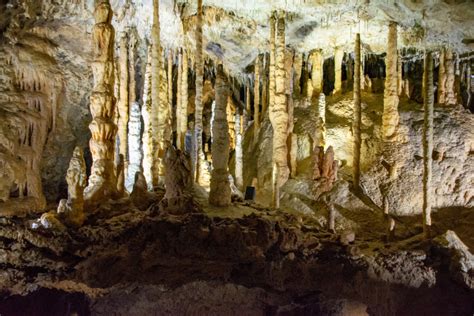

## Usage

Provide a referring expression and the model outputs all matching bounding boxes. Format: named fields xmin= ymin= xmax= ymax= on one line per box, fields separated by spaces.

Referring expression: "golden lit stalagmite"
xmin=209 ymin=65 xmax=231 ymax=206
xmin=310 ymin=49 xmax=325 ymax=148
xmin=270 ymin=11 xmax=289 ymax=208
xmin=254 ymin=54 xmax=261 ymax=144
xmin=423 ymin=51 xmax=434 ymax=238
xmin=84 ymin=0 xmax=118 ymax=205
xmin=193 ymin=0 xmax=204 ymax=183
xmin=177 ymin=50 xmax=189 ymax=151
xmin=117 ymin=33 xmax=129 ymax=172
xmin=353 ymin=33 xmax=362 ymax=188
xmin=382 ymin=22 xmax=400 ymax=141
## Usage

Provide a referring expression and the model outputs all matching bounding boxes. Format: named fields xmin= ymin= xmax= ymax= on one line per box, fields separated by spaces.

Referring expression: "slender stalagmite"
xmin=353 ymin=33 xmax=362 ymax=188
xmin=193 ymin=0 xmax=204 ymax=182
xmin=269 ymin=12 xmax=276 ymax=119
xmin=126 ymin=101 xmax=142 ymax=191
xmin=438 ymin=47 xmax=446 ymax=104
xmin=168 ymin=50 xmax=173 ymax=120
xmin=382 ymin=22 xmax=400 ymax=141
xmin=254 ymin=54 xmax=261 ymax=143
xmin=178 ymin=50 xmax=188 ymax=151
xmin=117 ymin=33 xmax=129 ymax=171
xmin=176 ymin=50 xmax=183 ymax=148
xmin=84 ymin=0 xmax=118 ymax=204
xmin=270 ymin=12 xmax=289 ymax=208
xmin=235 ymin=111 xmax=243 ymax=190
xmin=310 ymin=50 xmax=323 ymax=99
xmin=128 ymin=30 xmax=137 ymax=115
xmin=261 ymin=54 xmax=268 ymax=116
xmin=467 ymin=62 xmax=472 ymax=107
xmin=422 ymin=51 xmax=434 ymax=239
xmin=334 ymin=47 xmax=344 ymax=94
xmin=141 ymin=46 xmax=153 ymax=189
xmin=209 ymin=65 xmax=231 ymax=206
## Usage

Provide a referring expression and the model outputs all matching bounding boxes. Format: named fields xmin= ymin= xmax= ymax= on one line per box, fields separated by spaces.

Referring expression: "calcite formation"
xmin=353 ymin=33 xmax=362 ymax=188
xmin=117 ymin=33 xmax=129 ymax=171
xmin=254 ymin=54 xmax=261 ymax=144
xmin=334 ymin=48 xmax=344 ymax=94
xmin=193 ymin=0 xmax=204 ymax=183
xmin=126 ymin=101 xmax=142 ymax=192
xmin=209 ymin=65 xmax=231 ymax=207
xmin=84 ymin=0 xmax=118 ymax=206
xmin=382 ymin=22 xmax=400 ymax=141
xmin=270 ymin=12 xmax=290 ymax=208
xmin=310 ymin=50 xmax=323 ymax=100
xmin=438 ymin=48 xmax=458 ymax=106
xmin=56 ymin=147 xmax=87 ymax=227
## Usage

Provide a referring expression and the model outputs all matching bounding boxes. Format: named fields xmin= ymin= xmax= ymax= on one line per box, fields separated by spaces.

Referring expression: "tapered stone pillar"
xmin=254 ymin=54 xmax=261 ymax=144
xmin=310 ymin=50 xmax=323 ymax=98
xmin=243 ymin=80 xmax=251 ymax=129
xmin=193 ymin=0 xmax=204 ymax=183
xmin=353 ymin=33 xmax=362 ymax=188
xmin=84 ymin=0 xmax=118 ymax=205
xmin=235 ymin=111 xmax=243 ymax=190
xmin=422 ymin=51 xmax=434 ymax=239
xmin=209 ymin=65 xmax=231 ymax=206
xmin=270 ymin=12 xmax=289 ymax=208
xmin=293 ymin=52 xmax=303 ymax=99
xmin=176 ymin=50 xmax=183 ymax=147
xmin=334 ymin=47 xmax=344 ymax=94
xmin=117 ymin=33 xmax=129 ymax=171
xmin=382 ymin=22 xmax=400 ymax=141
xmin=142 ymin=46 xmax=153 ymax=190
xmin=261 ymin=54 xmax=269 ymax=116
xmin=269 ymin=12 xmax=276 ymax=121
xmin=178 ymin=50 xmax=188 ymax=151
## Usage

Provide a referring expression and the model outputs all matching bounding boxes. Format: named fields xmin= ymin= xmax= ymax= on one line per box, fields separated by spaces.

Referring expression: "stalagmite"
xmin=57 ymin=147 xmax=87 ymax=227
xmin=117 ymin=34 xmax=129 ymax=171
xmin=382 ymin=22 xmax=400 ymax=141
xmin=467 ymin=62 xmax=472 ymax=107
xmin=444 ymin=48 xmax=457 ymax=105
xmin=176 ymin=50 xmax=183 ymax=147
xmin=268 ymin=12 xmax=276 ymax=122
xmin=128 ymin=30 xmax=137 ymax=119
xmin=177 ymin=50 xmax=188 ymax=151
xmin=193 ymin=0 xmax=204 ymax=183
xmin=314 ymin=93 xmax=326 ymax=148
xmin=310 ymin=50 xmax=323 ymax=98
xmin=397 ymin=53 xmax=403 ymax=96
xmin=353 ymin=33 xmax=362 ymax=188
xmin=142 ymin=46 xmax=153 ymax=190
xmin=438 ymin=48 xmax=446 ymax=104
xmin=422 ymin=51 xmax=434 ymax=238
xmin=126 ymin=102 xmax=142 ymax=191
xmin=209 ymin=65 xmax=231 ymax=207
xmin=235 ymin=111 xmax=243 ymax=190
xmin=254 ymin=54 xmax=261 ymax=143
xmin=270 ymin=12 xmax=289 ymax=208
xmin=116 ymin=154 xmax=125 ymax=195
xmin=168 ymin=50 xmax=173 ymax=120
xmin=334 ymin=47 xmax=344 ymax=94
xmin=243 ymin=80 xmax=251 ymax=129
xmin=84 ymin=0 xmax=118 ymax=205
xmin=261 ymin=54 xmax=269 ymax=115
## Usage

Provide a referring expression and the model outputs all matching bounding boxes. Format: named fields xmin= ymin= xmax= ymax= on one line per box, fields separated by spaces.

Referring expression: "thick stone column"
xmin=334 ymin=47 xmax=344 ymax=94
xmin=310 ymin=50 xmax=323 ymax=98
xmin=84 ymin=0 xmax=118 ymax=205
xmin=117 ymin=33 xmax=129 ymax=170
xmin=422 ymin=51 xmax=434 ymax=238
xmin=193 ymin=0 xmax=204 ymax=182
xmin=254 ymin=54 xmax=261 ymax=143
xmin=177 ymin=50 xmax=188 ymax=151
xmin=261 ymin=54 xmax=268 ymax=116
xmin=444 ymin=49 xmax=457 ymax=105
xmin=209 ymin=65 xmax=231 ymax=206
xmin=176 ymin=50 xmax=183 ymax=147
xmin=353 ymin=33 xmax=362 ymax=188
xmin=270 ymin=12 xmax=289 ymax=208
xmin=382 ymin=22 xmax=400 ymax=141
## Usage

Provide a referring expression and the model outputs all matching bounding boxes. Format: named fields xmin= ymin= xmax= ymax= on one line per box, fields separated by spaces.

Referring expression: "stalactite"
xmin=254 ymin=54 xmax=261 ymax=144
xmin=142 ymin=46 xmax=153 ymax=190
xmin=117 ymin=33 xmax=129 ymax=171
xmin=314 ymin=93 xmax=326 ymax=148
xmin=270 ymin=11 xmax=289 ymax=208
xmin=353 ymin=33 xmax=362 ymax=188
xmin=285 ymin=49 xmax=297 ymax=178
xmin=382 ymin=22 xmax=399 ymax=141
xmin=193 ymin=0 xmax=204 ymax=183
xmin=235 ymin=111 xmax=243 ymax=190
xmin=178 ymin=50 xmax=188 ymax=151
xmin=244 ymin=79 xmax=251 ymax=130
xmin=467 ymin=62 xmax=472 ymax=107
xmin=334 ymin=47 xmax=344 ymax=94
xmin=84 ymin=0 xmax=118 ymax=205
xmin=209 ymin=64 xmax=231 ymax=207
xmin=226 ymin=96 xmax=236 ymax=150
xmin=126 ymin=102 xmax=142 ymax=192
xmin=422 ymin=51 xmax=434 ymax=239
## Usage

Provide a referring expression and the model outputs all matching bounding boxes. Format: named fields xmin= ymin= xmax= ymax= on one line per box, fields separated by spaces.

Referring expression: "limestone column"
xmin=176 ymin=50 xmax=183 ymax=147
xmin=254 ymin=54 xmax=261 ymax=143
xmin=314 ymin=93 xmax=326 ymax=148
xmin=467 ymin=61 xmax=472 ymax=107
xmin=128 ymin=30 xmax=137 ymax=114
xmin=438 ymin=47 xmax=446 ymax=104
xmin=422 ymin=51 xmax=434 ymax=238
xmin=193 ymin=0 xmax=204 ymax=182
xmin=142 ymin=46 xmax=153 ymax=190
xmin=310 ymin=50 xmax=323 ymax=98
xmin=235 ymin=111 xmax=243 ymax=190
xmin=209 ymin=64 xmax=231 ymax=206
xmin=334 ymin=47 xmax=344 ymax=94
xmin=269 ymin=12 xmax=276 ymax=121
xmin=444 ymin=49 xmax=457 ymax=105
xmin=270 ymin=12 xmax=289 ymax=208
xmin=243 ymin=79 xmax=250 ymax=129
xmin=353 ymin=33 xmax=362 ymax=188
xmin=382 ymin=22 xmax=400 ymax=141
xmin=126 ymin=101 xmax=142 ymax=191
xmin=85 ymin=0 xmax=118 ymax=204
xmin=177 ymin=49 xmax=188 ymax=151
xmin=261 ymin=54 xmax=268 ymax=116
xmin=293 ymin=52 xmax=303 ymax=99
xmin=397 ymin=52 xmax=403 ymax=96
xmin=168 ymin=50 xmax=173 ymax=120
xmin=117 ymin=33 xmax=129 ymax=171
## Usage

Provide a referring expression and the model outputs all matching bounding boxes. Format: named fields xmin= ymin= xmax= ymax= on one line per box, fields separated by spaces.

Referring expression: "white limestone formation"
xmin=126 ymin=101 xmax=142 ymax=192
